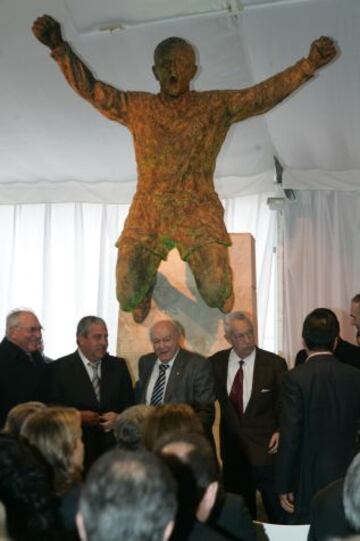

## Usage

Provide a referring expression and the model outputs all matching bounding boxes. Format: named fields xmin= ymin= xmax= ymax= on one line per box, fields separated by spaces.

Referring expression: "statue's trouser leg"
xmin=186 ymin=242 xmax=234 ymax=312
xmin=116 ymin=242 xmax=162 ymax=313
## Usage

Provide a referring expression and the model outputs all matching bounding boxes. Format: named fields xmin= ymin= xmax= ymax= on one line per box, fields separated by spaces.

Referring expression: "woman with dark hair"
xmin=0 ymin=434 xmax=60 ymax=541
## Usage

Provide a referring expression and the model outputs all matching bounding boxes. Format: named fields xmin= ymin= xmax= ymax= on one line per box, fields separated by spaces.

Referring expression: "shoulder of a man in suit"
xmin=207 ymin=348 xmax=232 ymax=363
xmin=255 ymin=346 xmax=287 ymax=365
xmin=177 ymin=347 xmax=206 ymax=362
xmin=102 ymin=352 xmax=127 ymax=365
xmin=0 ymin=336 xmax=30 ymax=361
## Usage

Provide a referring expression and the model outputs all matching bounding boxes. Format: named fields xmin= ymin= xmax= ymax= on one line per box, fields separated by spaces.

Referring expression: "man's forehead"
xmin=88 ymin=323 xmax=107 ymax=335
xmin=230 ymin=319 xmax=252 ymax=331
xmin=18 ymin=312 xmax=38 ymax=325
xmin=152 ymin=322 xmax=177 ymax=338
xmin=155 ymin=41 xmax=195 ymax=62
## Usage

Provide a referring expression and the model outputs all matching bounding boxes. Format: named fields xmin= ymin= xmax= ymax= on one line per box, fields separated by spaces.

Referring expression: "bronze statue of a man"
xmin=32 ymin=16 xmax=336 ymax=322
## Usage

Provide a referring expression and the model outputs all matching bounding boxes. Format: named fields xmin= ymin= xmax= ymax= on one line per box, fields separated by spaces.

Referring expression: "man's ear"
xmin=152 ymin=65 xmax=159 ymax=81
xmin=332 ymin=336 xmax=339 ymax=351
xmin=76 ymin=512 xmax=87 ymax=541
xmin=302 ymin=338 xmax=309 ymax=354
xmin=162 ymin=519 xmax=175 ymax=541
xmin=196 ymin=481 xmax=219 ymax=522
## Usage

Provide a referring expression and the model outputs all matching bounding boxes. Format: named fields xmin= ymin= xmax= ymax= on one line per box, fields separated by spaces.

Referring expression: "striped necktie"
xmin=88 ymin=361 xmax=101 ymax=403
xmin=150 ymin=363 xmax=170 ymax=405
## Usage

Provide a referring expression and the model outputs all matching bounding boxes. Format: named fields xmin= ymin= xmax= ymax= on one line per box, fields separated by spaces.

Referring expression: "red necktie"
xmin=230 ymin=360 xmax=244 ymax=416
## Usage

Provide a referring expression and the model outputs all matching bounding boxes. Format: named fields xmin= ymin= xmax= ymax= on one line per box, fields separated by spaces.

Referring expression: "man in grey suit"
xmin=136 ymin=320 xmax=215 ymax=438
xmin=209 ymin=311 xmax=287 ymax=522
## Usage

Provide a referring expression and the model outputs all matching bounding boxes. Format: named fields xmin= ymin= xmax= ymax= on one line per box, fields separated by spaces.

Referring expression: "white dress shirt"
xmin=226 ymin=348 xmax=256 ymax=412
xmin=78 ymin=348 xmax=102 ymax=380
xmin=145 ymin=351 xmax=179 ymax=405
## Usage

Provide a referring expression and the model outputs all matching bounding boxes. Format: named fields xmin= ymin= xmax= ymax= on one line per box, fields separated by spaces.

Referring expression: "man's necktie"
xmin=88 ymin=361 xmax=101 ymax=403
xmin=150 ymin=363 xmax=170 ymax=405
xmin=230 ymin=360 xmax=244 ymax=416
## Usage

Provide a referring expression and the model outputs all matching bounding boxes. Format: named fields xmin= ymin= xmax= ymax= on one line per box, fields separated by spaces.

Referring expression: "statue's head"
xmin=153 ymin=37 xmax=197 ymax=98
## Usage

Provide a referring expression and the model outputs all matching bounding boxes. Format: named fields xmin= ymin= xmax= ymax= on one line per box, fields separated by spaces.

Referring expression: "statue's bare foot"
xmin=220 ymin=290 xmax=234 ymax=314
xmin=132 ymin=293 xmax=152 ymax=323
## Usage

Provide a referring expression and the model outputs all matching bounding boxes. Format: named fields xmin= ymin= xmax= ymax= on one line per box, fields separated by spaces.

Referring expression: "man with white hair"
xmin=0 ymin=309 xmax=47 ymax=427
xmin=209 ymin=311 xmax=287 ymax=522
xmin=136 ymin=319 xmax=215 ymax=438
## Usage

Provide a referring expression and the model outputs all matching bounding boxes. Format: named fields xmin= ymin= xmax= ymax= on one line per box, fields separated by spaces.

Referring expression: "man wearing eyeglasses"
xmin=0 ymin=309 xmax=47 ymax=427
xmin=209 ymin=311 xmax=287 ymax=523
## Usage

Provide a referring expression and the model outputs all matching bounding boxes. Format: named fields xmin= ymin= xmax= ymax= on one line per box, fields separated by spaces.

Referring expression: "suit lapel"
xmin=164 ymin=349 xmax=186 ymax=402
xmin=244 ymin=348 xmax=264 ymax=414
xmin=74 ymin=352 xmax=100 ymax=408
xmin=217 ymin=349 xmax=231 ymax=401
xmin=140 ymin=356 xmax=156 ymax=403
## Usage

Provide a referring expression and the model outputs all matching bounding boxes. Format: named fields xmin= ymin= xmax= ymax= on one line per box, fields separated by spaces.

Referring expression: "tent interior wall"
xmin=1 ymin=0 xmax=359 ymax=363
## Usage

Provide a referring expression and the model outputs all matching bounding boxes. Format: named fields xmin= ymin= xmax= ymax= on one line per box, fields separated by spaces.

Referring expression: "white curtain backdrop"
xmin=283 ymin=190 xmax=360 ymax=365
xmin=0 ymin=194 xmax=276 ymax=359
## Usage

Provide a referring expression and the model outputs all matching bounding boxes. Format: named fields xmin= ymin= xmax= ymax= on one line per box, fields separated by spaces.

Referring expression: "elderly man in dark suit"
xmin=136 ymin=320 xmax=215 ymax=438
xmin=0 ymin=309 xmax=47 ymax=428
xmin=277 ymin=308 xmax=360 ymax=524
xmin=48 ymin=316 xmax=134 ymax=471
xmin=209 ymin=311 xmax=287 ymax=522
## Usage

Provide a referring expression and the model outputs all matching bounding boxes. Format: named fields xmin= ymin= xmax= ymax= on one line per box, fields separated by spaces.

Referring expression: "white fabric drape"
xmin=283 ymin=190 xmax=360 ymax=366
xmin=0 ymin=195 xmax=276 ymax=359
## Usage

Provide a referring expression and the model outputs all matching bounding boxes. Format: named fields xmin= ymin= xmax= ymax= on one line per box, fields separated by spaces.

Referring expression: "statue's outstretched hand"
xmin=32 ymin=15 xmax=64 ymax=50
xmin=308 ymin=36 xmax=337 ymax=70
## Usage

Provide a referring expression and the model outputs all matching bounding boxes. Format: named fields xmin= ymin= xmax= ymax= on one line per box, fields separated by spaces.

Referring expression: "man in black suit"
xmin=158 ymin=431 xmax=257 ymax=541
xmin=48 ymin=316 xmax=134 ymax=471
xmin=209 ymin=311 xmax=287 ymax=522
xmin=350 ymin=294 xmax=360 ymax=346
xmin=276 ymin=308 xmax=360 ymax=524
xmin=137 ymin=320 xmax=215 ymax=438
xmin=296 ymin=295 xmax=360 ymax=368
xmin=308 ymin=478 xmax=353 ymax=541
xmin=0 ymin=309 xmax=47 ymax=427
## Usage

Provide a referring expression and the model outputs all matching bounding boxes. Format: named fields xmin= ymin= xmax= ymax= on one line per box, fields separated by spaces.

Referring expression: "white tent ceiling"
xmin=1 ymin=0 xmax=359 ymax=204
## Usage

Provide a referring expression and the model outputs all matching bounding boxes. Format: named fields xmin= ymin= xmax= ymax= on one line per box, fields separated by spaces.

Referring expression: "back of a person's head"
xmin=0 ymin=434 xmax=59 ymax=541
xmin=3 ymin=401 xmax=46 ymax=439
xmin=343 ymin=453 xmax=360 ymax=532
xmin=114 ymin=405 xmax=154 ymax=451
xmin=21 ymin=406 xmax=82 ymax=495
xmin=143 ymin=403 xmax=203 ymax=451
xmin=157 ymin=431 xmax=219 ymax=508
xmin=78 ymin=449 xmax=177 ymax=541
xmin=302 ymin=307 xmax=340 ymax=351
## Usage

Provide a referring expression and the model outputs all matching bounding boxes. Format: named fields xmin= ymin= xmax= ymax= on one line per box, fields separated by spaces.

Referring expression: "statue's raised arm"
xmin=32 ymin=15 xmax=64 ymax=50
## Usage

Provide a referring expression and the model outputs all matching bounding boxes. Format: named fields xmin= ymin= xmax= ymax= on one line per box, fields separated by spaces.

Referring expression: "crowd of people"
xmin=0 ymin=297 xmax=360 ymax=540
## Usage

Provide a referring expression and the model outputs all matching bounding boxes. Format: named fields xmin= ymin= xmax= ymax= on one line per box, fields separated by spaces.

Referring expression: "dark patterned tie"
xmin=88 ymin=361 xmax=101 ymax=403
xmin=230 ymin=360 xmax=244 ymax=416
xmin=150 ymin=363 xmax=170 ymax=405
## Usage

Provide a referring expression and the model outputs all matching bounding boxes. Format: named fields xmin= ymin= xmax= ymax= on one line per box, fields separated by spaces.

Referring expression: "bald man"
xmin=136 ymin=320 xmax=215 ymax=437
